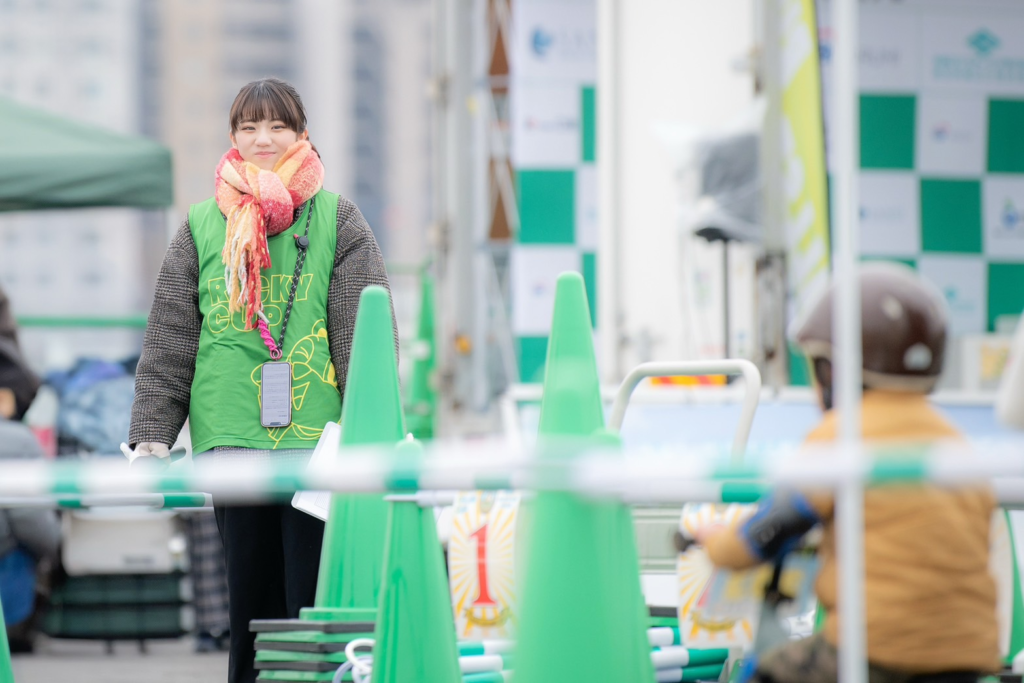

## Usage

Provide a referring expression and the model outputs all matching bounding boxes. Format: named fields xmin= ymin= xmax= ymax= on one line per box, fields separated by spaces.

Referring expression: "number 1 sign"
xmin=448 ymin=490 xmax=521 ymax=639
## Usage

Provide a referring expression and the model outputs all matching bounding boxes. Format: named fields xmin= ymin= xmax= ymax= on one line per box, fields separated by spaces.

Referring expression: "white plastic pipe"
xmin=0 ymin=494 xmax=212 ymax=509
xmin=832 ymin=0 xmax=866 ymax=680
xmin=4 ymin=444 xmax=1024 ymax=499
xmin=647 ymin=627 xmax=677 ymax=648
xmin=597 ymin=0 xmax=625 ymax=383
xmin=607 ymin=360 xmax=762 ymax=460
xmin=459 ymin=654 xmax=505 ymax=674
xmin=650 ymin=645 xmax=691 ymax=669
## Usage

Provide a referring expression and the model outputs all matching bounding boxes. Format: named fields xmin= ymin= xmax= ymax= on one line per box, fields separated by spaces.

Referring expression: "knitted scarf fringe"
xmin=214 ymin=140 xmax=324 ymax=328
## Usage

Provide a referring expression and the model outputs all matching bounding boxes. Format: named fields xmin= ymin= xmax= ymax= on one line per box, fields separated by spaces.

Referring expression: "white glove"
xmin=120 ymin=442 xmax=170 ymax=468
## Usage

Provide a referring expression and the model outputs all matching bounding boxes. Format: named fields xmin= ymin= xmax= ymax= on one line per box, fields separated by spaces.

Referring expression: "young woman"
xmin=128 ymin=78 xmax=394 ymax=683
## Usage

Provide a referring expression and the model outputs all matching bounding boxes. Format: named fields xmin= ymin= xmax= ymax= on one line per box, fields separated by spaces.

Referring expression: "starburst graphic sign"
xmin=677 ymin=503 xmax=819 ymax=649
xmin=448 ymin=490 xmax=521 ymax=639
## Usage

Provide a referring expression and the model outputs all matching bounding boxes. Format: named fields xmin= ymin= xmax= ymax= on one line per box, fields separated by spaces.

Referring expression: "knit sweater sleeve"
xmin=327 ymin=197 xmax=397 ymax=403
xmin=128 ymin=220 xmax=201 ymax=448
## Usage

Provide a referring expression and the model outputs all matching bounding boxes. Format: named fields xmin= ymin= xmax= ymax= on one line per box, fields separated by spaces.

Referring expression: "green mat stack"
xmin=252 ymin=287 xmax=403 ymax=682
xmin=42 ymin=573 xmax=188 ymax=642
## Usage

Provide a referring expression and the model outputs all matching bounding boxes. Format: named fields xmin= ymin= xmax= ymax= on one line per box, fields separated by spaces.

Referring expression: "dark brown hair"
xmin=229 ymin=78 xmax=307 ymax=133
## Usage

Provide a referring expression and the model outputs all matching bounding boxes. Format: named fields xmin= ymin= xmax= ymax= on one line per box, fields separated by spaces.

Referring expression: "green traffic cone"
xmin=514 ymin=272 xmax=655 ymax=683
xmin=1005 ymin=511 xmax=1024 ymax=667
xmin=0 ymin=591 xmax=13 ymax=683
xmin=406 ymin=271 xmax=437 ymax=440
xmin=536 ymin=274 xmax=603 ymax=439
xmin=302 ymin=286 xmax=406 ymax=622
xmin=371 ymin=439 xmax=461 ymax=683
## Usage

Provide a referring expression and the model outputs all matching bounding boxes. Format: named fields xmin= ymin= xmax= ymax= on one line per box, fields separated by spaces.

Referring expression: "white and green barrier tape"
xmin=0 ymin=442 xmax=1022 ymax=503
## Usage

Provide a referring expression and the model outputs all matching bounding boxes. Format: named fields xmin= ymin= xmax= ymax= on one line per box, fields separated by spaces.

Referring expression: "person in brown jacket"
xmin=702 ymin=263 xmax=1000 ymax=683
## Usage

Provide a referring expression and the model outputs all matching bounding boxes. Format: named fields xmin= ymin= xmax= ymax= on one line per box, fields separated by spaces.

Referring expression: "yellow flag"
xmin=782 ymin=0 xmax=831 ymax=322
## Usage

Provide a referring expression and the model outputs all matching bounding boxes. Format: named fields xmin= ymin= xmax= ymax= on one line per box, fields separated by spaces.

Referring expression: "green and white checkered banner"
xmin=510 ymin=0 xmax=598 ymax=382
xmin=819 ymin=0 xmax=1024 ymax=335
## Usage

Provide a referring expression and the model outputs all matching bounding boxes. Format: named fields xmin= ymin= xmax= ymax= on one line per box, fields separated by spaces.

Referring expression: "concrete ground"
xmin=11 ymin=636 xmax=227 ymax=683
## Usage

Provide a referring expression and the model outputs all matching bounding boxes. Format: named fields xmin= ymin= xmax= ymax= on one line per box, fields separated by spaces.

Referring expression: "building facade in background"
xmin=0 ymin=0 xmax=150 ymax=367
xmin=0 ymin=0 xmax=434 ymax=369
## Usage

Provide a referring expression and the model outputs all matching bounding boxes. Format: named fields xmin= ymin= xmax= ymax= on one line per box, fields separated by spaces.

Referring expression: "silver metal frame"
xmin=607 ymin=360 xmax=762 ymax=460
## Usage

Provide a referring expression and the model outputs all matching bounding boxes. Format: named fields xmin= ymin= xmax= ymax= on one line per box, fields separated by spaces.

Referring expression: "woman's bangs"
xmin=231 ymin=84 xmax=302 ymax=132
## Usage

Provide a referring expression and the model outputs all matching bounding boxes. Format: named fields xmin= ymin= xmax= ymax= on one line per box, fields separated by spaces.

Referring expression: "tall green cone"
xmin=515 ymin=272 xmax=655 ymax=683
xmin=371 ymin=440 xmax=461 ymax=683
xmin=0 ymin=592 xmax=13 ymax=683
xmin=537 ymin=274 xmax=603 ymax=439
xmin=303 ymin=286 xmax=406 ymax=622
xmin=406 ymin=271 xmax=437 ymax=440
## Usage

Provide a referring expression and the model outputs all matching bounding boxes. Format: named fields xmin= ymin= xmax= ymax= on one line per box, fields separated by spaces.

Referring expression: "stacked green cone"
xmin=370 ymin=441 xmax=461 ymax=683
xmin=302 ymin=286 xmax=405 ymax=623
xmin=254 ymin=287 xmax=403 ymax=681
xmin=513 ymin=272 xmax=655 ymax=683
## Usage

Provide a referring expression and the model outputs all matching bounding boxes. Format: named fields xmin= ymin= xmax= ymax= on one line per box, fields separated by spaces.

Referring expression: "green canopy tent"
xmin=0 ymin=96 xmax=173 ymax=329
xmin=0 ymin=96 xmax=173 ymax=212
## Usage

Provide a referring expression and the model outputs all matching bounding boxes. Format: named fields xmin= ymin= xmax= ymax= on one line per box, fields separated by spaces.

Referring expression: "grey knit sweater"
xmin=128 ymin=196 xmax=394 ymax=448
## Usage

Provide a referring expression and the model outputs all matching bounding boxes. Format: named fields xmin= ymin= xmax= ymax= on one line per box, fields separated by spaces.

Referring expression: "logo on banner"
xmin=968 ymin=29 xmax=1000 ymax=57
xmin=933 ymin=27 xmax=1024 ymax=85
xmin=818 ymin=26 xmax=832 ymax=62
xmin=524 ymin=116 xmax=577 ymax=132
xmin=528 ymin=24 xmax=596 ymax=62
xmin=860 ymin=47 xmax=901 ymax=69
xmin=531 ymin=28 xmax=553 ymax=57
xmin=995 ymin=199 xmax=1024 ymax=238
xmin=931 ymin=120 xmax=973 ymax=144
xmin=860 ymin=202 xmax=908 ymax=225
xmin=1003 ymin=200 xmax=1021 ymax=230
xmin=943 ymin=285 xmax=979 ymax=317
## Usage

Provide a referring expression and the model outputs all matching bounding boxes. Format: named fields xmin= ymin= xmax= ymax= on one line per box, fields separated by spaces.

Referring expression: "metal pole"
xmin=722 ymin=241 xmax=731 ymax=359
xmin=833 ymin=0 xmax=866 ymax=680
xmin=758 ymin=0 xmax=789 ymax=388
xmin=759 ymin=0 xmax=784 ymax=253
xmin=452 ymin=0 xmax=477 ymax=417
xmin=437 ymin=0 xmax=476 ymax=431
xmin=470 ymin=0 xmax=491 ymax=413
xmin=432 ymin=0 xmax=450 ymax=434
xmin=597 ymin=0 xmax=624 ymax=384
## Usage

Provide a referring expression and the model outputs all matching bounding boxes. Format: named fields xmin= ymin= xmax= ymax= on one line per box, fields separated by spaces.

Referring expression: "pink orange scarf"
xmin=214 ymin=140 xmax=324 ymax=328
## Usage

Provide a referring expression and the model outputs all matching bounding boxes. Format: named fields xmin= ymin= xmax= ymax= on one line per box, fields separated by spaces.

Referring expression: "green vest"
xmin=188 ymin=189 xmax=342 ymax=453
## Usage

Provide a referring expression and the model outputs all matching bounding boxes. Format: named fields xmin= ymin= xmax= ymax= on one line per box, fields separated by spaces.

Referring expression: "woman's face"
xmin=230 ymin=119 xmax=307 ymax=171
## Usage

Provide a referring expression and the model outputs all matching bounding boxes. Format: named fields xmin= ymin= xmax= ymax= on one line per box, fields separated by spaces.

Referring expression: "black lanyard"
xmin=262 ymin=195 xmax=314 ymax=359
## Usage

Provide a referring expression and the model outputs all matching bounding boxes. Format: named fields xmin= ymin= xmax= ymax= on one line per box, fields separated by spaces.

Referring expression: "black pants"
xmin=214 ymin=503 xmax=325 ymax=683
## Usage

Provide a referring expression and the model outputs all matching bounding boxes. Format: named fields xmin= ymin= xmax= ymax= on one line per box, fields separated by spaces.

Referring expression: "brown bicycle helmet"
xmin=792 ymin=262 xmax=948 ymax=393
